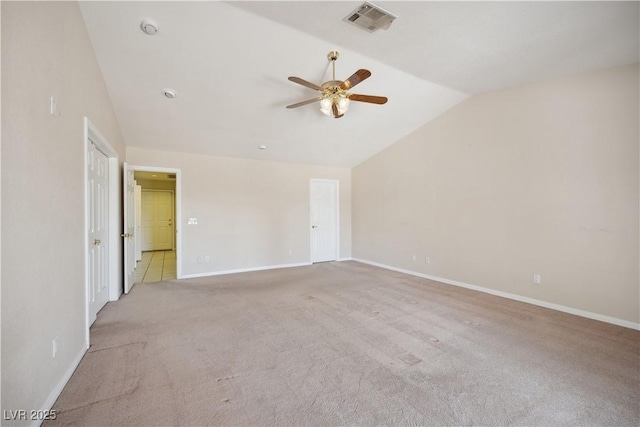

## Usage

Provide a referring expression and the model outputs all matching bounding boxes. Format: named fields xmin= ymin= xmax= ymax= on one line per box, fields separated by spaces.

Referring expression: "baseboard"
xmin=338 ymin=257 xmax=353 ymax=262
xmin=180 ymin=262 xmax=312 ymax=279
xmin=35 ymin=344 xmax=87 ymax=426
xmin=352 ymin=258 xmax=640 ymax=331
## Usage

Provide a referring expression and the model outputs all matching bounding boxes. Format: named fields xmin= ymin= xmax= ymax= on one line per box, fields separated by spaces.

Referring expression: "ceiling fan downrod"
xmin=328 ymin=50 xmax=339 ymax=81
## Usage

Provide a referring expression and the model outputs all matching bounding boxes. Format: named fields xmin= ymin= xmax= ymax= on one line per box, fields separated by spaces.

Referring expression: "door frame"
xmin=309 ymin=179 xmax=340 ymax=263
xmin=126 ymin=164 xmax=182 ymax=279
xmin=83 ymin=117 xmax=120 ymax=349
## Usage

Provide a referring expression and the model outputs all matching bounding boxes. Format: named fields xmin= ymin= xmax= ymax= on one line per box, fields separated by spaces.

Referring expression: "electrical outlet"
xmin=533 ymin=274 xmax=541 ymax=284
xmin=288 ymin=249 xmax=293 ymax=256
xmin=52 ymin=338 xmax=58 ymax=358
xmin=205 ymin=256 xmax=210 ymax=263
xmin=411 ymin=254 xmax=416 ymax=262
xmin=426 ymin=256 xmax=431 ymax=264
xmin=197 ymin=257 xmax=202 ymax=264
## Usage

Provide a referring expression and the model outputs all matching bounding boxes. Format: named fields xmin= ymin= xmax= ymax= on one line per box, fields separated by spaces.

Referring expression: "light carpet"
xmin=46 ymin=261 xmax=639 ymax=426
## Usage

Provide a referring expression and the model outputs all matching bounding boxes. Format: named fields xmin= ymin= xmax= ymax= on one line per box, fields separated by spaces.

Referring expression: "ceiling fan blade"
xmin=332 ymin=103 xmax=344 ymax=119
xmin=339 ymin=69 xmax=371 ymax=91
xmin=288 ymin=76 xmax=323 ymax=91
xmin=286 ymin=97 xmax=322 ymax=109
xmin=349 ymin=94 xmax=388 ymax=105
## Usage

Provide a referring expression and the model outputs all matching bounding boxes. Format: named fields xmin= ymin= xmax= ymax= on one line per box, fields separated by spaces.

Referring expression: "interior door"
xmin=310 ymin=179 xmax=338 ymax=263
xmin=123 ymin=163 xmax=136 ymax=293
xmin=88 ymin=140 xmax=109 ymax=323
xmin=135 ymin=184 xmax=142 ymax=261
xmin=142 ymin=190 xmax=174 ymax=251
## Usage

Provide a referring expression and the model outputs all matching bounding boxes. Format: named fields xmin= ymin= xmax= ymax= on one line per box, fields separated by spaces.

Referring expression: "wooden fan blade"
xmin=286 ymin=97 xmax=322 ymax=109
xmin=339 ymin=69 xmax=371 ymax=91
xmin=288 ymin=76 xmax=323 ymax=91
xmin=332 ymin=103 xmax=343 ymax=119
xmin=349 ymin=94 xmax=388 ymax=105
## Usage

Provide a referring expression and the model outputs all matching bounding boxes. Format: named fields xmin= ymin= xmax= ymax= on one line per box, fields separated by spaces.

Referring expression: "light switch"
xmin=188 ymin=218 xmax=198 ymax=225
xmin=49 ymin=96 xmax=57 ymax=116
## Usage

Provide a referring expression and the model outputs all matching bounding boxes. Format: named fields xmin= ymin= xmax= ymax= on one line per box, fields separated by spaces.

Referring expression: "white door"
xmin=310 ymin=179 xmax=338 ymax=263
xmin=123 ymin=163 xmax=136 ymax=293
xmin=88 ymin=140 xmax=109 ymax=324
xmin=135 ymin=184 xmax=142 ymax=261
xmin=142 ymin=190 xmax=174 ymax=251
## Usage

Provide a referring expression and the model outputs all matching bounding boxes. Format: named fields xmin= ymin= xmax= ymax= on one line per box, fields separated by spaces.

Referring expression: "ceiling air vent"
xmin=343 ymin=2 xmax=397 ymax=33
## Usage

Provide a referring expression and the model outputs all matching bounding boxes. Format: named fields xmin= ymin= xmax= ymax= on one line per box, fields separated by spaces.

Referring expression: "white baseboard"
xmin=180 ymin=262 xmax=312 ymax=279
xmin=352 ymin=258 xmax=640 ymax=331
xmin=338 ymin=257 xmax=353 ymax=262
xmin=35 ymin=344 xmax=87 ymax=426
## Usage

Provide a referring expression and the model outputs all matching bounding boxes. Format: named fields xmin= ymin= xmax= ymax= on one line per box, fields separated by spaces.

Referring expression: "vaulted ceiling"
xmin=79 ymin=1 xmax=639 ymax=168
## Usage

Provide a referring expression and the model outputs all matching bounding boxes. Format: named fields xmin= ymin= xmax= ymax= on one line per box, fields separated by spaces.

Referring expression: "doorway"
xmin=123 ymin=166 xmax=181 ymax=292
xmin=310 ymin=179 xmax=339 ymax=263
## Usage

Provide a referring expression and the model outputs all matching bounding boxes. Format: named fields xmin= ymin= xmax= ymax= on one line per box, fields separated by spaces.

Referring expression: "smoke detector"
xmin=343 ymin=2 xmax=397 ymax=32
xmin=140 ymin=20 xmax=159 ymax=35
xmin=162 ymin=88 xmax=177 ymax=99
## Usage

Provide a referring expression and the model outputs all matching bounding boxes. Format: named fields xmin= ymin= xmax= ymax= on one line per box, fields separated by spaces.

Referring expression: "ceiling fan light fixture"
xmin=287 ymin=50 xmax=387 ymax=118
xmin=320 ymin=94 xmax=349 ymax=117
xmin=320 ymin=97 xmax=333 ymax=116
xmin=338 ymin=96 xmax=350 ymax=112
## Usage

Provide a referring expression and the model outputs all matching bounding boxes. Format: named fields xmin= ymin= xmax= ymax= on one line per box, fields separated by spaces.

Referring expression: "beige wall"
xmin=127 ymin=148 xmax=352 ymax=276
xmin=1 ymin=1 xmax=126 ymax=419
xmin=353 ymin=64 xmax=639 ymax=325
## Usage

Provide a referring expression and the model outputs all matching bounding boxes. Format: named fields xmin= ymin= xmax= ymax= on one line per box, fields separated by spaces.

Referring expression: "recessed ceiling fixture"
xmin=343 ymin=2 xmax=397 ymax=32
xmin=286 ymin=51 xmax=387 ymax=119
xmin=162 ymin=88 xmax=177 ymax=99
xmin=140 ymin=19 xmax=159 ymax=35
xmin=258 ymin=145 xmax=268 ymax=150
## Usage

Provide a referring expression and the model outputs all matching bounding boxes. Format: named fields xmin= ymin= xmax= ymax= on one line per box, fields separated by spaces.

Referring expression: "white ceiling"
xmin=79 ymin=1 xmax=639 ymax=168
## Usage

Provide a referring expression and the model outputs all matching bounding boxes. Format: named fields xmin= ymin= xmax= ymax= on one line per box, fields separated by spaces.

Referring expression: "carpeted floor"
xmin=47 ymin=261 xmax=639 ymax=426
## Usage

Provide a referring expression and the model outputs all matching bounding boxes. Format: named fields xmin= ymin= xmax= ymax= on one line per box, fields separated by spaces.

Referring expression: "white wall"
xmin=127 ymin=148 xmax=352 ymax=276
xmin=1 ymin=1 xmax=126 ymax=421
xmin=353 ymin=64 xmax=639 ymax=326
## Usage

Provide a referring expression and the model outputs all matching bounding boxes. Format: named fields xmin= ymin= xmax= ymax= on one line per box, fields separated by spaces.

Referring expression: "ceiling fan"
xmin=286 ymin=51 xmax=388 ymax=119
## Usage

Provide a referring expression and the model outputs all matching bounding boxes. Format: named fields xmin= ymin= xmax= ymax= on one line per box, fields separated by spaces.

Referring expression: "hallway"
xmin=133 ymin=250 xmax=176 ymax=283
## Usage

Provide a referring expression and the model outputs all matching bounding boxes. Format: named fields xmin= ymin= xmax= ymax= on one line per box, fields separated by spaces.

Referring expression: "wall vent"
xmin=167 ymin=174 xmax=176 ymax=179
xmin=343 ymin=2 xmax=397 ymax=33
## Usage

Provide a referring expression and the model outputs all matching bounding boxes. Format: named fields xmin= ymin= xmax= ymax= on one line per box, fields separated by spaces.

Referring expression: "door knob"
xmin=312 ymin=225 xmax=318 ymax=229
xmin=93 ymin=239 xmax=101 ymax=245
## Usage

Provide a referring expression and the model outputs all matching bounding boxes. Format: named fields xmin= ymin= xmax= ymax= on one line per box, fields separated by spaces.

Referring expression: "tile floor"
xmin=133 ymin=250 xmax=177 ymax=283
